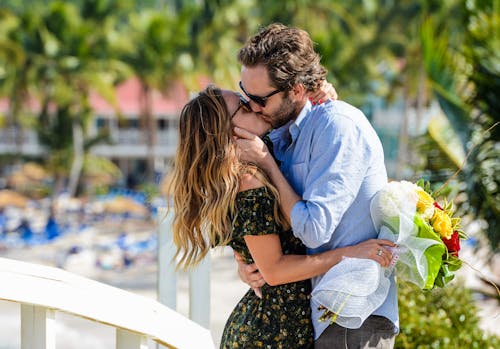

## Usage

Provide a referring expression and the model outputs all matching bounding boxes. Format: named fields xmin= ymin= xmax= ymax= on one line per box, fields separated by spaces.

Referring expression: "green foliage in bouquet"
xmin=396 ymin=281 xmax=500 ymax=349
xmin=413 ymin=214 xmax=446 ymax=290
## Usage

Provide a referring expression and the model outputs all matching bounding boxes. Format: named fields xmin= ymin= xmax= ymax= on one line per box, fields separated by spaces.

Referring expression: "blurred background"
xmin=0 ymin=0 xmax=498 ymax=348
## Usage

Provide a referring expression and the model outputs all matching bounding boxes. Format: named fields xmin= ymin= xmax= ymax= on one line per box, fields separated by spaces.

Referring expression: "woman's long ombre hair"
xmin=170 ymin=86 xmax=241 ymax=270
xmin=170 ymin=86 xmax=286 ymax=270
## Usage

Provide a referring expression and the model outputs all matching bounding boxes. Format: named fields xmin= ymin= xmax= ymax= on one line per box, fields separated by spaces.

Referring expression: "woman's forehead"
xmin=221 ymin=89 xmax=239 ymax=102
xmin=221 ymin=90 xmax=240 ymax=115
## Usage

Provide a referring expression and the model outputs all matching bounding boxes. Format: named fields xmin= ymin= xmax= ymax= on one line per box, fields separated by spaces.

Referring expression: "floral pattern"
xmin=220 ymin=187 xmax=313 ymax=349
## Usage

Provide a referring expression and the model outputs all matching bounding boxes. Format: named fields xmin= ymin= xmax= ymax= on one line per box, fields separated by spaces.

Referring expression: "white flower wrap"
xmin=311 ymin=181 xmax=444 ymax=329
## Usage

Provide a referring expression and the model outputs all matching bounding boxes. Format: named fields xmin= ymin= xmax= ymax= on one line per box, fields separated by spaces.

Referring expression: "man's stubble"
xmin=261 ymin=93 xmax=302 ymax=129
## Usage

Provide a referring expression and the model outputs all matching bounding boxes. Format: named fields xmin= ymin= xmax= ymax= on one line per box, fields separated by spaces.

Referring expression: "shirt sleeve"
xmin=290 ymin=114 xmax=372 ymax=248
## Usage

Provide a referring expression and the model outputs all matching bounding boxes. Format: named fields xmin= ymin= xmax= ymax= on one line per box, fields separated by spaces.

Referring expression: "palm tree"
xmin=0 ymin=8 xmax=33 ymax=160
xmin=182 ymin=0 xmax=258 ymax=88
xmin=119 ymin=9 xmax=192 ymax=183
xmin=8 ymin=1 xmax=129 ymax=196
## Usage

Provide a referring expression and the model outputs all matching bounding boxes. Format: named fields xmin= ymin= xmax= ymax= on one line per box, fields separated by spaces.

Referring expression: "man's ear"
xmin=290 ymin=83 xmax=307 ymax=101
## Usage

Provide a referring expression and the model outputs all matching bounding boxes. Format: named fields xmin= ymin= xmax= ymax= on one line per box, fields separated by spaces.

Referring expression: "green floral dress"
xmin=220 ymin=187 xmax=314 ymax=349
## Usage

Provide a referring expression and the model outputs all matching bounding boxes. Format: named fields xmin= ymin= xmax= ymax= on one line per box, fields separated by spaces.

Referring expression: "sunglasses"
xmin=230 ymin=94 xmax=252 ymax=119
xmin=239 ymin=81 xmax=282 ymax=108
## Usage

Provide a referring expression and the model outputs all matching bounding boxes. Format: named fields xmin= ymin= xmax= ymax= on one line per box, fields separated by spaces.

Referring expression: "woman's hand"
xmin=342 ymin=239 xmax=396 ymax=268
xmin=233 ymin=127 xmax=272 ymax=169
xmin=308 ymin=80 xmax=338 ymax=105
xmin=234 ymin=251 xmax=265 ymax=298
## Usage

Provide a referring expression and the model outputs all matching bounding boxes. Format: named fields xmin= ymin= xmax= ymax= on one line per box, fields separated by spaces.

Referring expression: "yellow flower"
xmin=432 ymin=209 xmax=453 ymax=239
xmin=416 ymin=189 xmax=435 ymax=220
xmin=417 ymin=189 xmax=434 ymax=212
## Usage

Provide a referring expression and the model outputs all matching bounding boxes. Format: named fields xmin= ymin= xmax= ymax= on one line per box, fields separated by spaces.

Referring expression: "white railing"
xmin=0 ymin=257 xmax=214 ymax=349
xmin=0 ymin=208 xmax=214 ymax=349
xmin=157 ymin=208 xmax=211 ymax=328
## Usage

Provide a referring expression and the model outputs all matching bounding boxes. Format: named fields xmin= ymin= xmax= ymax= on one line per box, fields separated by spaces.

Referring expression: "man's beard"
xmin=262 ymin=94 xmax=300 ymax=129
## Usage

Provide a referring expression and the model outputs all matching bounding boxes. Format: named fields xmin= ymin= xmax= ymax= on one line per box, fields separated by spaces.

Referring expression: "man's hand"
xmin=234 ymin=251 xmax=265 ymax=298
xmin=233 ymin=127 xmax=271 ymax=168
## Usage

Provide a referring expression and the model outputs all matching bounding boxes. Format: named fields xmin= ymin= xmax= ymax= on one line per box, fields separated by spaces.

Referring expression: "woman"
xmin=170 ymin=86 xmax=394 ymax=348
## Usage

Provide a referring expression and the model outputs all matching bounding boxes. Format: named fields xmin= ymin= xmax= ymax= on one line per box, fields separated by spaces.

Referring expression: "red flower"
xmin=433 ymin=201 xmax=444 ymax=211
xmin=443 ymin=231 xmax=460 ymax=257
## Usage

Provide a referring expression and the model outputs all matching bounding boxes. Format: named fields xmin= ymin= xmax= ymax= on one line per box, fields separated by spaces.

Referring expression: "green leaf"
xmin=414 ymin=215 xmax=446 ymax=290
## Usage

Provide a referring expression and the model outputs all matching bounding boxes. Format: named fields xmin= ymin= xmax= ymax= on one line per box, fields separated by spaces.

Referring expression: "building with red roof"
xmin=0 ymin=77 xmax=190 ymax=186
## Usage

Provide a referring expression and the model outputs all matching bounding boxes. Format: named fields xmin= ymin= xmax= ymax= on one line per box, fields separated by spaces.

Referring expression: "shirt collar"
xmin=289 ymin=100 xmax=311 ymax=142
xmin=269 ymin=100 xmax=312 ymax=159
xmin=294 ymin=99 xmax=312 ymax=129
xmin=270 ymin=100 xmax=312 ymax=140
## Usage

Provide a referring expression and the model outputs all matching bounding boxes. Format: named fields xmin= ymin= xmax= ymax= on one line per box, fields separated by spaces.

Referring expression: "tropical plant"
xmin=418 ymin=0 xmax=499 ymax=252
xmin=396 ymin=280 xmax=500 ymax=348
xmin=181 ymin=0 xmax=258 ymax=89
xmin=0 ymin=7 xmax=32 ymax=158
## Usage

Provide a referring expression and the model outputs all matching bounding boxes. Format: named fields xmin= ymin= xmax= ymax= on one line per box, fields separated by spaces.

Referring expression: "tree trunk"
xmin=8 ymin=81 xmax=25 ymax=162
xmin=415 ymin=63 xmax=427 ymax=134
xmin=140 ymin=83 xmax=156 ymax=184
xmin=396 ymin=83 xmax=410 ymax=179
xmin=67 ymin=122 xmax=84 ymax=197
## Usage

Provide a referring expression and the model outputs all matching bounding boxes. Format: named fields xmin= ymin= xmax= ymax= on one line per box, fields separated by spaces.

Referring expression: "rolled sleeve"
xmin=291 ymin=200 xmax=330 ymax=248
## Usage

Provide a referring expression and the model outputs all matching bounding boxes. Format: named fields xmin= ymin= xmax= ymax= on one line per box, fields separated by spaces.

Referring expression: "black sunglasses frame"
xmin=239 ymin=81 xmax=281 ymax=108
xmin=230 ymin=94 xmax=252 ymax=119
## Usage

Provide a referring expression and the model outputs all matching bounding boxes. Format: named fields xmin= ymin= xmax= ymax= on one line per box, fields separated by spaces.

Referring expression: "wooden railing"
xmin=0 ymin=208 xmax=214 ymax=349
xmin=0 ymin=257 xmax=214 ymax=349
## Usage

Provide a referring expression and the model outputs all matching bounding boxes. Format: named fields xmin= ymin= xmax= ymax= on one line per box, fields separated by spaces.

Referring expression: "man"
xmin=234 ymin=23 xmax=398 ymax=348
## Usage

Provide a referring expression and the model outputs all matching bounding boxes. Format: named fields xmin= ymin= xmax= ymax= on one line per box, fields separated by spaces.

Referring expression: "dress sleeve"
xmin=233 ymin=188 xmax=281 ymax=237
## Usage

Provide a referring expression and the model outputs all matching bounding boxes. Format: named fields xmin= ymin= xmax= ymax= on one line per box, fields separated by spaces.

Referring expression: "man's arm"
xmin=235 ymin=113 xmax=371 ymax=248
xmin=290 ymin=115 xmax=371 ymax=247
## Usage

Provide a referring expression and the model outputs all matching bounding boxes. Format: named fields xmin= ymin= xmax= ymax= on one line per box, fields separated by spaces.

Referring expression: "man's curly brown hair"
xmin=238 ymin=23 xmax=327 ymax=92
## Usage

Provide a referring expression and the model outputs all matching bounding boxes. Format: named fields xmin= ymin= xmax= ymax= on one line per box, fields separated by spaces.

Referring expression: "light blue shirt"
xmin=269 ymin=100 xmax=399 ymax=339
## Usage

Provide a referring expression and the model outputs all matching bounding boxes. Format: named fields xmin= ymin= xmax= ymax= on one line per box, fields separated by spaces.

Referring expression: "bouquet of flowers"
xmin=370 ymin=179 xmax=466 ymax=289
xmin=312 ymin=179 xmax=466 ymax=328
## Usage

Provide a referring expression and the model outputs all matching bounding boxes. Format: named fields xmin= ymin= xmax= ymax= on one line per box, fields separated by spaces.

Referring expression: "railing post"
xmin=116 ymin=329 xmax=148 ymax=349
xmin=189 ymin=256 xmax=210 ymax=328
xmin=157 ymin=207 xmax=211 ymax=328
xmin=21 ymin=304 xmax=56 ymax=349
xmin=157 ymin=207 xmax=178 ymax=349
xmin=157 ymin=207 xmax=177 ymax=310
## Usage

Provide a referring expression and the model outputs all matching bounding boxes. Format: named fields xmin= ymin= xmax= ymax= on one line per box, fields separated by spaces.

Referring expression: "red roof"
xmin=0 ymin=77 xmax=190 ymax=116
xmin=90 ymin=77 xmax=189 ymax=116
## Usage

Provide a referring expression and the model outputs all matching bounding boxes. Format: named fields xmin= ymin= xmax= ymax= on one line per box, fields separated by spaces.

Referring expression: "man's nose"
xmin=249 ymin=100 xmax=263 ymax=113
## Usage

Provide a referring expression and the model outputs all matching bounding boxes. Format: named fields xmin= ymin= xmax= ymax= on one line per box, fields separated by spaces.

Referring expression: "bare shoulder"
xmin=238 ymin=172 xmax=265 ymax=192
